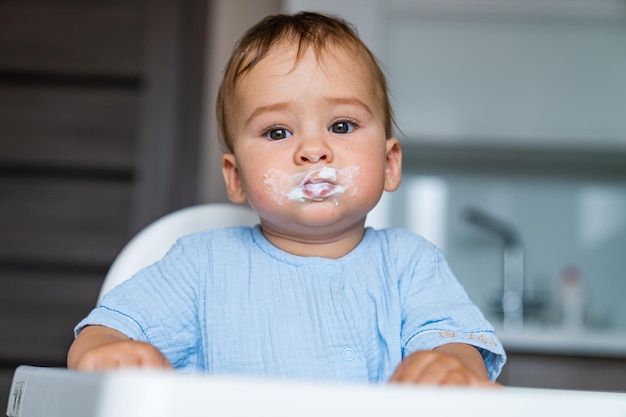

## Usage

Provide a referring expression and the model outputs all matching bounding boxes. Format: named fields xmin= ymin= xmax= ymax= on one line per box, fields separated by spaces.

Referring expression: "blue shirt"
xmin=76 ymin=226 xmax=506 ymax=382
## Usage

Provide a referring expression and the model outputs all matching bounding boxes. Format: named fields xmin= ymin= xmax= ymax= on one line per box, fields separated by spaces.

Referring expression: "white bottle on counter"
xmin=560 ymin=266 xmax=585 ymax=330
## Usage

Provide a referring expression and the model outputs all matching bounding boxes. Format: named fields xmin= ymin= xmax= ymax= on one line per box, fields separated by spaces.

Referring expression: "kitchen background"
xmin=286 ymin=0 xmax=626 ymax=391
xmin=0 ymin=0 xmax=624 ymax=409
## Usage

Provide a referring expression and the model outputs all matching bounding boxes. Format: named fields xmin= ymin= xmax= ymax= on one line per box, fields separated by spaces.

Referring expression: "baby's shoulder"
xmin=365 ymin=227 xmax=445 ymax=268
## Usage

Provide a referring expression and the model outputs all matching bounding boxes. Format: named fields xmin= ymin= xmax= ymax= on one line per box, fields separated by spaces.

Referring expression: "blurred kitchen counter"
xmin=495 ymin=326 xmax=626 ymax=391
xmin=495 ymin=326 xmax=626 ymax=358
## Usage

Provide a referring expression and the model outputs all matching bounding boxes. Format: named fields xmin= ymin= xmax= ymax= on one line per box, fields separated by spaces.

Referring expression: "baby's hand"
xmin=389 ymin=344 xmax=497 ymax=387
xmin=74 ymin=340 xmax=172 ymax=371
xmin=68 ymin=325 xmax=172 ymax=371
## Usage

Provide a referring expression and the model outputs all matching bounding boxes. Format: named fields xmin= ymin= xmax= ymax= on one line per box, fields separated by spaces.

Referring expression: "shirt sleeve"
xmin=74 ymin=235 xmax=204 ymax=370
xmin=398 ymin=236 xmax=507 ymax=381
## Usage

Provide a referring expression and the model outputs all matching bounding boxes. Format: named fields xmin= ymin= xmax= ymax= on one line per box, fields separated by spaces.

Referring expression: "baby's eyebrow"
xmin=325 ymin=97 xmax=374 ymax=116
xmin=245 ymin=97 xmax=374 ymax=126
xmin=245 ymin=102 xmax=291 ymax=125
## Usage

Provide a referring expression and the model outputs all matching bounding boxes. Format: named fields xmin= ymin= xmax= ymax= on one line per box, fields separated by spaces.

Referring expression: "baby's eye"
xmin=265 ymin=127 xmax=292 ymax=141
xmin=329 ymin=120 xmax=356 ymax=134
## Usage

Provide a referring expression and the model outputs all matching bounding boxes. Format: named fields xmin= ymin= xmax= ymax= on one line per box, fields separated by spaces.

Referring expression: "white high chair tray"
xmin=6 ymin=365 xmax=626 ymax=417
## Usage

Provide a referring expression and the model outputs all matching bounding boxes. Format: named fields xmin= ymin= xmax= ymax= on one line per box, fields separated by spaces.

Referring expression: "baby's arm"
xmin=390 ymin=343 xmax=496 ymax=387
xmin=67 ymin=325 xmax=172 ymax=371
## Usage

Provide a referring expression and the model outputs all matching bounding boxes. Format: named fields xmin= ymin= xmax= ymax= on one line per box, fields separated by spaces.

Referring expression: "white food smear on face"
xmin=263 ymin=165 xmax=360 ymax=205
xmin=287 ymin=166 xmax=343 ymax=202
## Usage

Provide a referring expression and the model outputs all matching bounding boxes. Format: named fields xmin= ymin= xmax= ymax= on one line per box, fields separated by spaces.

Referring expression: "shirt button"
xmin=342 ymin=348 xmax=356 ymax=361
xmin=324 ymin=264 xmax=336 ymax=276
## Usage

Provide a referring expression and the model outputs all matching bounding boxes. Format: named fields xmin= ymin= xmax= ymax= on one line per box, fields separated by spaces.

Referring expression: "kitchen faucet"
xmin=462 ymin=207 xmax=525 ymax=328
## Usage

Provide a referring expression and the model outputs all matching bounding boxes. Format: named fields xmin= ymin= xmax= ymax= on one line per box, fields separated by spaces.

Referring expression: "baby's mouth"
xmin=264 ymin=165 xmax=359 ymax=205
xmin=288 ymin=167 xmax=346 ymax=202
xmin=301 ymin=178 xmax=339 ymax=200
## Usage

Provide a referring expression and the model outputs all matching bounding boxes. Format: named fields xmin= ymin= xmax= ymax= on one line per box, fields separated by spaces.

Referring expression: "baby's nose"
xmin=300 ymin=154 xmax=327 ymax=163
xmin=295 ymin=131 xmax=334 ymax=164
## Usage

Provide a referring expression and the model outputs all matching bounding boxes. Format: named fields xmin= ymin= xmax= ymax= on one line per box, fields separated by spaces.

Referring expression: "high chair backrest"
xmin=97 ymin=203 xmax=258 ymax=305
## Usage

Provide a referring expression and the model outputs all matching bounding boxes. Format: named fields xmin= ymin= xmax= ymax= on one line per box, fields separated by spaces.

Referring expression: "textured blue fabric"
xmin=76 ymin=225 xmax=506 ymax=382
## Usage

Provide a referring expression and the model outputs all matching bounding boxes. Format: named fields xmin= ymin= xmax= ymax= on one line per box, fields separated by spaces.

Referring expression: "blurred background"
xmin=0 ymin=0 xmax=625 ymax=407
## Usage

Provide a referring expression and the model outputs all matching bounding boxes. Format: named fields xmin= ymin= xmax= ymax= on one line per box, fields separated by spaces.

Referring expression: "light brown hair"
xmin=216 ymin=11 xmax=395 ymax=152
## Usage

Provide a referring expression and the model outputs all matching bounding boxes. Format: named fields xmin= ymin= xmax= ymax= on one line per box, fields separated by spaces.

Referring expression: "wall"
xmin=0 ymin=0 xmax=209 ymax=411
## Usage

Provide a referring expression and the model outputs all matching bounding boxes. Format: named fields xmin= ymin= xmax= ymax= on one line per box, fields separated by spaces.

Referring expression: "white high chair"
xmin=97 ymin=203 xmax=258 ymax=305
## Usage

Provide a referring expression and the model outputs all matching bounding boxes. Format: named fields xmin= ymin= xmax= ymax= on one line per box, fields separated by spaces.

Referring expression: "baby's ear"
xmin=383 ymin=138 xmax=402 ymax=192
xmin=222 ymin=153 xmax=247 ymax=203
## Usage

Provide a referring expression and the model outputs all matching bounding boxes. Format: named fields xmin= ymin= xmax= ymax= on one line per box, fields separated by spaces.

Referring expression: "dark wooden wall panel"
xmin=0 ymin=273 xmax=101 ymax=363
xmin=0 ymin=88 xmax=139 ymax=169
xmin=0 ymin=0 xmax=208 ymax=412
xmin=0 ymin=178 xmax=132 ymax=264
xmin=0 ymin=1 xmax=146 ymax=75
xmin=0 ymin=369 xmax=14 ymax=407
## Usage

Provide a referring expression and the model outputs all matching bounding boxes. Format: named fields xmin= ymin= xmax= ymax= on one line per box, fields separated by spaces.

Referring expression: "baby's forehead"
xmin=235 ymin=44 xmax=378 ymax=105
xmin=244 ymin=39 xmax=373 ymax=82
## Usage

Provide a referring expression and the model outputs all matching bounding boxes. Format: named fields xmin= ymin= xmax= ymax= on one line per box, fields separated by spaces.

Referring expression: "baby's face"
xmin=222 ymin=42 xmax=401 ymax=239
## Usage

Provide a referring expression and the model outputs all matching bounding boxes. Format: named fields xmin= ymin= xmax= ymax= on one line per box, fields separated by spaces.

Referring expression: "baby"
xmin=68 ymin=11 xmax=506 ymax=386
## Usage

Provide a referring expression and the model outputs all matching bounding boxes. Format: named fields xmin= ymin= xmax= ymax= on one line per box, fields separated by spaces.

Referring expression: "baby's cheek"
xmin=353 ymin=166 xmax=378 ymax=190
xmin=247 ymin=188 xmax=270 ymax=207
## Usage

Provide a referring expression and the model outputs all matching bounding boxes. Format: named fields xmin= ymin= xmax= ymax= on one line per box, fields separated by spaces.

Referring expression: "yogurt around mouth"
xmin=264 ymin=165 xmax=359 ymax=205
